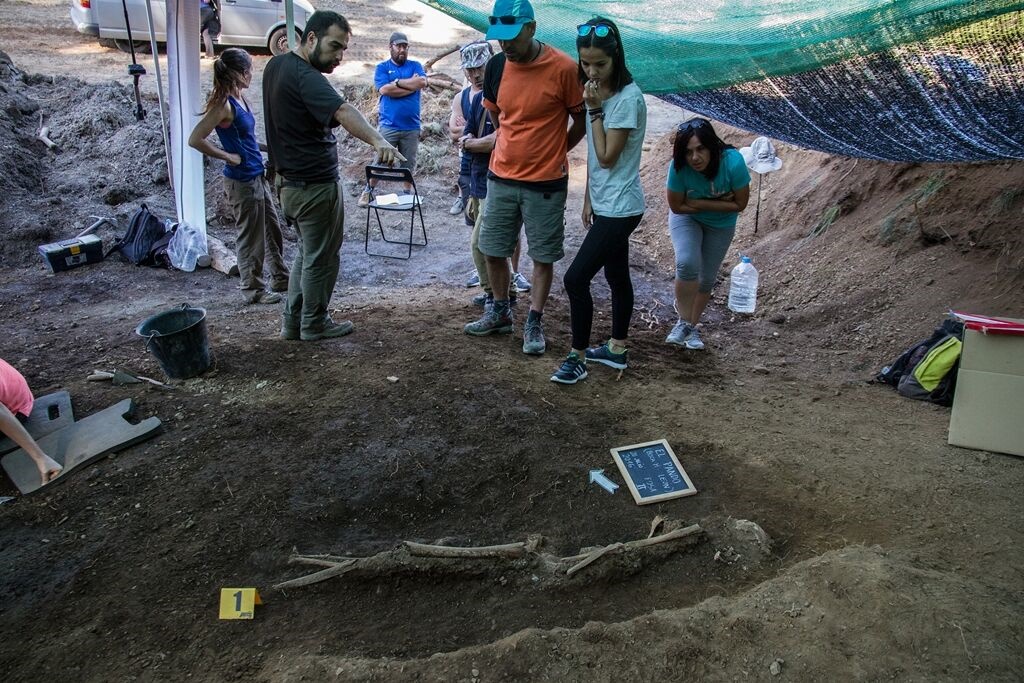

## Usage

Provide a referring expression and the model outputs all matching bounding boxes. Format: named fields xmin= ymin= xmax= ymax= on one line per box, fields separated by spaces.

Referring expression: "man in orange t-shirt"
xmin=0 ymin=358 xmax=62 ymax=485
xmin=463 ymin=0 xmax=586 ymax=356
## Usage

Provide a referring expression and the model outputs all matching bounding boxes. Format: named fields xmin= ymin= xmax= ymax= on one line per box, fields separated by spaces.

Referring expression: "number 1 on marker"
xmin=219 ymin=588 xmax=261 ymax=620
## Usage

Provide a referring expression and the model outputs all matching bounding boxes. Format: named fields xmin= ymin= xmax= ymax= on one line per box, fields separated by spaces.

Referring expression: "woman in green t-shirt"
xmin=665 ymin=119 xmax=751 ymax=350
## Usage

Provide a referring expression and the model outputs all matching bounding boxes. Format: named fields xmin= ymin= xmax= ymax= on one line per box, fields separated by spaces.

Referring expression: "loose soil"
xmin=1 ymin=2 xmax=1023 ymax=681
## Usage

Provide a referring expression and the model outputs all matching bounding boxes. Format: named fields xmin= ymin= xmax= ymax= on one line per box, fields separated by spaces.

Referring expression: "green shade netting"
xmin=418 ymin=0 xmax=1024 ymax=161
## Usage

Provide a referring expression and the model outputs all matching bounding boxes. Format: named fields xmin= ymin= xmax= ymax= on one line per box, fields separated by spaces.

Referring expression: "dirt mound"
xmin=0 ymin=53 xmax=171 ymax=265
xmin=264 ymin=545 xmax=1023 ymax=681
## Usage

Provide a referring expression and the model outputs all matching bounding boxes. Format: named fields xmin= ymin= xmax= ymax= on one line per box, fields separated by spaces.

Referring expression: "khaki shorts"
xmin=478 ymin=179 xmax=566 ymax=264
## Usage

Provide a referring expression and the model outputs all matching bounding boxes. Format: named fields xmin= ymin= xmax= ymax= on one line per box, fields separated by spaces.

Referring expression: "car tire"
xmin=269 ymin=26 xmax=298 ymax=56
xmin=114 ymin=39 xmax=152 ymax=54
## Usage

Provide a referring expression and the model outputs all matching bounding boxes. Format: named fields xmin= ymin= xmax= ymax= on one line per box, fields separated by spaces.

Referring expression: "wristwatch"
xmin=393 ymin=77 xmax=401 ymax=88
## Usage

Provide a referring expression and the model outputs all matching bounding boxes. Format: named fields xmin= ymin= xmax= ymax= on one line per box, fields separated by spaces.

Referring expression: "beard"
xmin=309 ymin=41 xmax=337 ymax=73
xmin=391 ymin=53 xmax=407 ymax=66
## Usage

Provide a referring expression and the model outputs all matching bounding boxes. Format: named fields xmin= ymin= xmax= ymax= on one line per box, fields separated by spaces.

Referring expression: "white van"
xmin=70 ymin=0 xmax=316 ymax=55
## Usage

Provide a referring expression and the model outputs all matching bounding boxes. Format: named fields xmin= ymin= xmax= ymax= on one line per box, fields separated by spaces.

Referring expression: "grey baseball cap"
xmin=389 ymin=32 xmax=409 ymax=45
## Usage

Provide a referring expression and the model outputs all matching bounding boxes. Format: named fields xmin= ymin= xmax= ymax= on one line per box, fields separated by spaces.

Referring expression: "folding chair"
xmin=364 ymin=165 xmax=427 ymax=260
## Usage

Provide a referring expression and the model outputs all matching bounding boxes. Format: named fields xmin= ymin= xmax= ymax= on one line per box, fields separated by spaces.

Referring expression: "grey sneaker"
xmin=522 ymin=317 xmax=546 ymax=355
xmin=465 ymin=270 xmax=481 ymax=288
xmin=665 ymin=320 xmax=691 ymax=347
xmin=512 ymin=271 xmax=532 ymax=292
xmin=449 ymin=197 xmax=466 ymax=215
xmin=464 ymin=307 xmax=513 ymax=336
xmin=684 ymin=326 xmax=705 ymax=350
xmin=300 ymin=319 xmax=355 ymax=341
xmin=280 ymin=325 xmax=300 ymax=341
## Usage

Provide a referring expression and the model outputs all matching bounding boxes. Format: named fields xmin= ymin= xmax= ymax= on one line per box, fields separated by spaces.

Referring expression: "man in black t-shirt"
xmin=263 ymin=10 xmax=403 ymax=342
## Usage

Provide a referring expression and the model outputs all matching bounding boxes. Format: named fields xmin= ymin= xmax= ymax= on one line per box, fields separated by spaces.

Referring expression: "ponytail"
xmin=203 ymin=47 xmax=252 ymax=113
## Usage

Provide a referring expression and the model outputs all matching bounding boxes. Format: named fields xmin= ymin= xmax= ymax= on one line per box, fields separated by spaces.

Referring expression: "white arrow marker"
xmin=589 ymin=469 xmax=619 ymax=494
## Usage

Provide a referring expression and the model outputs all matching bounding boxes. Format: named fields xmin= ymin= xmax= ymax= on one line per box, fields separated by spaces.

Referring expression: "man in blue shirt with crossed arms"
xmin=360 ymin=31 xmax=428 ymax=205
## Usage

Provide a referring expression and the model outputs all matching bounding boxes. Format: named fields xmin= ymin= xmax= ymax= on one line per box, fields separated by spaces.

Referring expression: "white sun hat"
xmin=740 ymin=137 xmax=784 ymax=173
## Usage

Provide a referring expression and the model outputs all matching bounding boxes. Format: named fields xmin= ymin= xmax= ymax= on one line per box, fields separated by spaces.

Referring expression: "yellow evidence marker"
xmin=219 ymin=588 xmax=262 ymax=620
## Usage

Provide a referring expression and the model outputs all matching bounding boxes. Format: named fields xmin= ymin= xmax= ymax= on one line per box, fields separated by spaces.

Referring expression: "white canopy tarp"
xmin=158 ymin=0 xmax=297 ymax=238
xmin=164 ymin=0 xmax=205 ymax=235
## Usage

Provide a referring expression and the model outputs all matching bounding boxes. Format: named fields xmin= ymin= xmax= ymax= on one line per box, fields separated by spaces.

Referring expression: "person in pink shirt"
xmin=0 ymin=359 xmax=62 ymax=485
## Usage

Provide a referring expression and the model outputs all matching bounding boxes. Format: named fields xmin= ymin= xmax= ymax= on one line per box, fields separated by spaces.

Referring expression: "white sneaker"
xmin=665 ymin=320 xmax=691 ymax=347
xmin=512 ymin=272 xmax=532 ymax=292
xmin=684 ymin=326 xmax=705 ymax=350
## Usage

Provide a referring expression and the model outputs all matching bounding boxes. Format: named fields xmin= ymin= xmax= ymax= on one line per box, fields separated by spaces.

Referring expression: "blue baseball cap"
xmin=485 ymin=0 xmax=535 ymax=41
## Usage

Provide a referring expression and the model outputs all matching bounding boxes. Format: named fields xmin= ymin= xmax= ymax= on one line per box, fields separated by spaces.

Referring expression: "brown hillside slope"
xmin=634 ymin=125 xmax=1024 ymax=376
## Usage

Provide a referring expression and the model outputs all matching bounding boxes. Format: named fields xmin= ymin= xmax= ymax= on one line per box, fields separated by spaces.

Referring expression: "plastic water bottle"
xmin=728 ymin=256 xmax=759 ymax=313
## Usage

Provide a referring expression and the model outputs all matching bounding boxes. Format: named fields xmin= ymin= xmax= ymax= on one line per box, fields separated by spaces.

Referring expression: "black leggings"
xmin=563 ymin=213 xmax=643 ymax=350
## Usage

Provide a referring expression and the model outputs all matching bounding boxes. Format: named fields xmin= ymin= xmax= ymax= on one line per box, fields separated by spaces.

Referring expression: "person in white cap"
xmin=448 ymin=42 xmax=491 ymax=218
xmin=360 ymin=31 xmax=428 ymax=205
xmin=449 ymin=41 xmax=530 ymax=302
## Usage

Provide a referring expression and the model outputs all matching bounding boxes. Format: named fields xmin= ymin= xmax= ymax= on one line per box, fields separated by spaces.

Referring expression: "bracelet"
xmin=590 ymin=113 xmax=605 ymax=122
xmin=587 ymin=107 xmax=603 ymax=115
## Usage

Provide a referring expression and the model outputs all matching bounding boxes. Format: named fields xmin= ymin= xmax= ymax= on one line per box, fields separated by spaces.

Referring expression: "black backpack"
xmin=106 ymin=203 xmax=168 ymax=266
xmin=876 ymin=318 xmax=964 ymax=406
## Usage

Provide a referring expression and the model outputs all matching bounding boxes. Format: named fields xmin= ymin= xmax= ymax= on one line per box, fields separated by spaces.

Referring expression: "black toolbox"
xmin=38 ymin=234 xmax=105 ymax=273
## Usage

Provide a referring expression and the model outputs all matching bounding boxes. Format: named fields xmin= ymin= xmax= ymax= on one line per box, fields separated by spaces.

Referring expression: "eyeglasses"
xmin=577 ymin=23 xmax=613 ymax=38
xmin=678 ymin=118 xmax=711 ymax=133
xmin=489 ymin=15 xmax=522 ymax=25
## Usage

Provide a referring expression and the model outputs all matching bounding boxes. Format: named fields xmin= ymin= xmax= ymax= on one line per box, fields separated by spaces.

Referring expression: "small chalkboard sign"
xmin=610 ymin=439 xmax=697 ymax=505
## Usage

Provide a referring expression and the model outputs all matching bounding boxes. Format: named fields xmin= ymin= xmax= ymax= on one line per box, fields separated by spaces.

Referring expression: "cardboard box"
xmin=38 ymin=234 xmax=104 ymax=273
xmin=948 ymin=314 xmax=1024 ymax=457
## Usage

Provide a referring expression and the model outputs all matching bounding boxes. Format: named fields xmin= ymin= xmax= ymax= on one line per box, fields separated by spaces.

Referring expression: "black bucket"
xmin=136 ymin=304 xmax=211 ymax=379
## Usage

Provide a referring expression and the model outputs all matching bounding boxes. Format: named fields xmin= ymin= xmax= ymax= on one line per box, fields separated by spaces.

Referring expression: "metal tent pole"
xmin=285 ymin=0 xmax=296 ymax=50
xmin=753 ymin=173 xmax=761 ymax=234
xmin=144 ymin=0 xmax=173 ymax=192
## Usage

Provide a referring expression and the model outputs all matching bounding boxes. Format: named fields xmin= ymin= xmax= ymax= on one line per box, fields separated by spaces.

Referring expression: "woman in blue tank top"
xmin=188 ymin=48 xmax=289 ymax=304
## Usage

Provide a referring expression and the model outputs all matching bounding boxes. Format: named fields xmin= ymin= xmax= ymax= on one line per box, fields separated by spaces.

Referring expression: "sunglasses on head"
xmin=577 ymin=23 xmax=613 ymax=38
xmin=678 ymin=118 xmax=711 ymax=133
xmin=489 ymin=14 xmax=523 ymax=25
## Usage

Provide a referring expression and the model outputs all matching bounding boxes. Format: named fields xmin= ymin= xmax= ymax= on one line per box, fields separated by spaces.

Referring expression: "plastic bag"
xmin=166 ymin=221 xmax=208 ymax=272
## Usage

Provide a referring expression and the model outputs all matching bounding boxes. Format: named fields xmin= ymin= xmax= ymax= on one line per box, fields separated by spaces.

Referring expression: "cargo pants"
xmin=276 ymin=179 xmax=345 ymax=335
xmin=224 ymin=175 xmax=289 ymax=299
